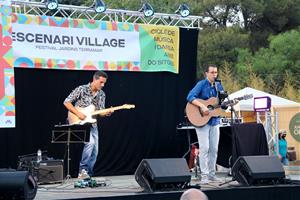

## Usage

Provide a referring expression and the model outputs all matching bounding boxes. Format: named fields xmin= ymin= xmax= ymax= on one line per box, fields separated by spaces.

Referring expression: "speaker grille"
xmin=38 ymin=160 xmax=64 ymax=184
xmin=232 ymin=156 xmax=285 ymax=186
xmin=0 ymin=170 xmax=37 ymax=200
xmin=135 ymin=158 xmax=191 ymax=192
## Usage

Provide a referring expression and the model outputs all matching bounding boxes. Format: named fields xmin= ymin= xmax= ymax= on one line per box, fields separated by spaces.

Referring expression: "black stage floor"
xmin=35 ymin=171 xmax=300 ymax=200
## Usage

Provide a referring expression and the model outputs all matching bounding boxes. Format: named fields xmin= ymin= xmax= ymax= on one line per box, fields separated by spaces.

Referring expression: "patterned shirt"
xmin=64 ymin=83 xmax=106 ymax=110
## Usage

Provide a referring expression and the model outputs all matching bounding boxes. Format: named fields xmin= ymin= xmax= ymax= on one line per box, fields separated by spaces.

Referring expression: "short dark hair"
xmin=93 ymin=71 xmax=108 ymax=80
xmin=205 ymin=64 xmax=217 ymax=72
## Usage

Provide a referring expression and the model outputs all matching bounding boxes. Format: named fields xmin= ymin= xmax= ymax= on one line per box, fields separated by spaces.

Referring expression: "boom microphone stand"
xmin=226 ymin=96 xmax=241 ymax=125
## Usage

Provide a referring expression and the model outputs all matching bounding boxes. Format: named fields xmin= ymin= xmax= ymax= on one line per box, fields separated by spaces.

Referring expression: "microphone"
xmin=213 ymin=78 xmax=221 ymax=88
xmin=211 ymin=82 xmax=216 ymax=88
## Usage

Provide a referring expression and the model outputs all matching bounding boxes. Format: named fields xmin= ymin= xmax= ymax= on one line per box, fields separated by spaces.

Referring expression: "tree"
xmin=246 ymin=64 xmax=265 ymax=91
xmin=191 ymin=0 xmax=265 ymax=29
xmin=194 ymin=0 xmax=240 ymax=27
xmin=218 ymin=61 xmax=241 ymax=93
xmin=60 ymin=0 xmax=86 ymax=6
xmin=278 ymin=72 xmax=300 ymax=102
xmin=236 ymin=28 xmax=300 ymax=93
xmin=197 ymin=27 xmax=249 ymax=76
xmin=190 ymin=0 xmax=300 ymax=50
xmin=248 ymin=0 xmax=300 ymax=50
xmin=239 ymin=0 xmax=265 ymax=31
xmin=81 ymin=0 xmax=190 ymax=14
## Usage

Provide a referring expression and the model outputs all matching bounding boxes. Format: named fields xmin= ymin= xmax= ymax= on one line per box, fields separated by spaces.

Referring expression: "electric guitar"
xmin=68 ymin=104 xmax=135 ymax=125
xmin=185 ymin=94 xmax=253 ymax=127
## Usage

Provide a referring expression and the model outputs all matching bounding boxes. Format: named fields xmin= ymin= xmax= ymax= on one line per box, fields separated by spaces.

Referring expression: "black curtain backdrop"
xmin=0 ymin=28 xmax=198 ymax=177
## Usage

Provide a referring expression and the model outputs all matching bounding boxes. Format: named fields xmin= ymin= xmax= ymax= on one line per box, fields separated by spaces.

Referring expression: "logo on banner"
xmin=289 ymin=113 xmax=300 ymax=142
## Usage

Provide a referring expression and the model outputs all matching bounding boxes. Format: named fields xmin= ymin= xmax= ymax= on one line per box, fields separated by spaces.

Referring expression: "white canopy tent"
xmin=228 ymin=87 xmax=299 ymax=111
xmin=228 ymin=87 xmax=300 ymax=156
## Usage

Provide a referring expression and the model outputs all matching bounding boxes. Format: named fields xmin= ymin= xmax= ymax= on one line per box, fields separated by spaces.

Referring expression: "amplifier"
xmin=38 ymin=160 xmax=64 ymax=184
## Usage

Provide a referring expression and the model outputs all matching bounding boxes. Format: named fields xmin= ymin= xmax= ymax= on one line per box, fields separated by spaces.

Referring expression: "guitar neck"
xmin=219 ymin=97 xmax=245 ymax=108
xmin=91 ymin=106 xmax=127 ymax=116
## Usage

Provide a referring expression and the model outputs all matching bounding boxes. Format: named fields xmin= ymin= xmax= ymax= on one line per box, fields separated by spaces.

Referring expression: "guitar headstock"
xmin=122 ymin=104 xmax=135 ymax=109
xmin=243 ymin=94 xmax=253 ymax=100
xmin=235 ymin=94 xmax=253 ymax=101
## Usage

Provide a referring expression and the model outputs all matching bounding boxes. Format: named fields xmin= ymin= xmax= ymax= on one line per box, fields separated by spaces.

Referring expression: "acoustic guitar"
xmin=68 ymin=104 xmax=135 ymax=125
xmin=185 ymin=94 xmax=253 ymax=127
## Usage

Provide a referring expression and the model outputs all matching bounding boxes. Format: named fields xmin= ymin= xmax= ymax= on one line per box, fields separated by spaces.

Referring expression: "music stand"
xmin=52 ymin=124 xmax=90 ymax=180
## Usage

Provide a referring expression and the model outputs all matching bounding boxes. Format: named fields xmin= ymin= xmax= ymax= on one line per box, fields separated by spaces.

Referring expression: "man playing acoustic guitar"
xmin=186 ymin=64 xmax=226 ymax=184
xmin=64 ymin=71 xmax=113 ymax=179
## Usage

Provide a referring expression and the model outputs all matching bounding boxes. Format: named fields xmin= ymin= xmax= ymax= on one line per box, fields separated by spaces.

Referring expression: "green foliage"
xmin=239 ymin=0 xmax=265 ymax=29
xmin=195 ymin=0 xmax=240 ymax=27
xmin=262 ymin=0 xmax=300 ymax=32
xmin=278 ymin=72 xmax=300 ymax=102
xmin=60 ymin=0 xmax=86 ymax=6
xmin=246 ymin=64 xmax=265 ymax=91
xmin=85 ymin=0 xmax=142 ymax=10
xmin=218 ymin=61 xmax=241 ymax=93
xmin=80 ymin=0 xmax=193 ymax=14
xmin=236 ymin=28 xmax=300 ymax=97
xmin=197 ymin=27 xmax=249 ymax=74
xmin=194 ymin=0 xmax=300 ymax=50
xmin=248 ymin=0 xmax=300 ymax=50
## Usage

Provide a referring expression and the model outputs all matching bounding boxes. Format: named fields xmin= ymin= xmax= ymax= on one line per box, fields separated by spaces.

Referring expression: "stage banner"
xmin=0 ymin=2 xmax=15 ymax=128
xmin=12 ymin=14 xmax=179 ymax=73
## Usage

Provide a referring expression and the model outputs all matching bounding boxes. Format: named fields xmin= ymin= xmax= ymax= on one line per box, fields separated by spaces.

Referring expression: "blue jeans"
xmin=281 ymin=156 xmax=289 ymax=166
xmin=79 ymin=125 xmax=99 ymax=176
xmin=195 ymin=124 xmax=220 ymax=178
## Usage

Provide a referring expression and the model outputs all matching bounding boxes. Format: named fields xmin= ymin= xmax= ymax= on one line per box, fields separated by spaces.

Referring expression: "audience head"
xmin=279 ymin=129 xmax=287 ymax=139
xmin=180 ymin=188 xmax=208 ymax=200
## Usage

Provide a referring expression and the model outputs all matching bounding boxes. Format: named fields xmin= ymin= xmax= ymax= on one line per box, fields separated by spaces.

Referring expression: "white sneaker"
xmin=78 ymin=169 xmax=90 ymax=179
xmin=200 ymin=176 xmax=209 ymax=185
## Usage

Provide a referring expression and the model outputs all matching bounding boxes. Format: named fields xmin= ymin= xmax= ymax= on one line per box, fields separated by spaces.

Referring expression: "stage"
xmin=35 ymin=168 xmax=300 ymax=200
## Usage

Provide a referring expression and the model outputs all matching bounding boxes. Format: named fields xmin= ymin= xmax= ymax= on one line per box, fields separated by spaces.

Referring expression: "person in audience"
xmin=180 ymin=188 xmax=209 ymax=200
xmin=275 ymin=129 xmax=289 ymax=166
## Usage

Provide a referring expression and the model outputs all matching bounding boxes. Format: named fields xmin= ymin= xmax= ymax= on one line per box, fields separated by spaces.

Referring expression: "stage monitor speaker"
xmin=0 ymin=170 xmax=37 ymax=200
xmin=38 ymin=160 xmax=64 ymax=184
xmin=134 ymin=158 xmax=191 ymax=192
xmin=232 ymin=156 xmax=285 ymax=186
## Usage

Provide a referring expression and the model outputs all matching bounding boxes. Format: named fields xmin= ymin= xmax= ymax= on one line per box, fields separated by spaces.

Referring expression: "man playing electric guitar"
xmin=186 ymin=64 xmax=226 ymax=184
xmin=64 ymin=71 xmax=113 ymax=179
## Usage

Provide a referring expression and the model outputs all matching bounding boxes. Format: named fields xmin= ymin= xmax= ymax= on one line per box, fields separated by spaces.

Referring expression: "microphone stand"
xmin=225 ymin=96 xmax=240 ymax=125
xmin=214 ymin=79 xmax=239 ymax=123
